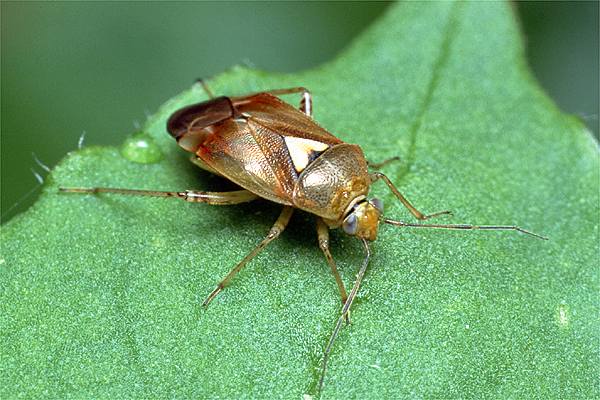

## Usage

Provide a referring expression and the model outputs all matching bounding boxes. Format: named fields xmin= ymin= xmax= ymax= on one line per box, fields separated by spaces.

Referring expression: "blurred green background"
xmin=1 ymin=2 xmax=598 ymax=223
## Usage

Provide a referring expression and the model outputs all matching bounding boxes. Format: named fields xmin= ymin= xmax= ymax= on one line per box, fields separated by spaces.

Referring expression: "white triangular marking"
xmin=284 ymin=137 xmax=329 ymax=173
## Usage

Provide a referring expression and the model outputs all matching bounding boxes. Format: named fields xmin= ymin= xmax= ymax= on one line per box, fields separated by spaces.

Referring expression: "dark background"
xmin=2 ymin=2 xmax=598 ymax=223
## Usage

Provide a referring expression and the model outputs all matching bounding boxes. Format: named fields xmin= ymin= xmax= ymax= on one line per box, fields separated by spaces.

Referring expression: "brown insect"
xmin=60 ymin=81 xmax=547 ymax=393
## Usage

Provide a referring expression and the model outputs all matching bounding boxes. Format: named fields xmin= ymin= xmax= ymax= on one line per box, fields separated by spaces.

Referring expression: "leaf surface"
xmin=2 ymin=2 xmax=598 ymax=398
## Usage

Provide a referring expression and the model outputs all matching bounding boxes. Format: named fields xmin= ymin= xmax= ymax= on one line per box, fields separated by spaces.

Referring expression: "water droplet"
xmin=121 ymin=132 xmax=163 ymax=164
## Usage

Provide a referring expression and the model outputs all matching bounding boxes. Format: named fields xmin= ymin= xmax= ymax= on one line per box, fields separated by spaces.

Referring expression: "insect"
xmin=60 ymin=81 xmax=547 ymax=394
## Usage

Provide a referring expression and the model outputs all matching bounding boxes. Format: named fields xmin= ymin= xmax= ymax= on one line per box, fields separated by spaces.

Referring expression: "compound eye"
xmin=343 ymin=213 xmax=358 ymax=235
xmin=370 ymin=198 xmax=384 ymax=213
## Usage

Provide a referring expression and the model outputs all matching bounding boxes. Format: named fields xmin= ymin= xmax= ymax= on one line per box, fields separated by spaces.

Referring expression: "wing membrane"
xmin=233 ymin=93 xmax=343 ymax=145
xmin=197 ymin=119 xmax=296 ymax=205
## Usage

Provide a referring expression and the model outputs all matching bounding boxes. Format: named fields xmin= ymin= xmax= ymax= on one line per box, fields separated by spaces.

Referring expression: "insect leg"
xmin=383 ymin=219 xmax=548 ymax=240
xmin=59 ymin=187 xmax=258 ymax=205
xmin=318 ymin=238 xmax=371 ymax=394
xmin=263 ymin=87 xmax=313 ymax=117
xmin=317 ymin=219 xmax=350 ymax=322
xmin=367 ymin=156 xmax=400 ymax=169
xmin=371 ymin=172 xmax=452 ymax=220
xmin=194 ymin=78 xmax=215 ymax=98
xmin=203 ymin=206 xmax=294 ymax=306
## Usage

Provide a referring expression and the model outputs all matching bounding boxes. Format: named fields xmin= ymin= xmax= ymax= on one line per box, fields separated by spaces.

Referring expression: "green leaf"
xmin=2 ymin=2 xmax=598 ymax=398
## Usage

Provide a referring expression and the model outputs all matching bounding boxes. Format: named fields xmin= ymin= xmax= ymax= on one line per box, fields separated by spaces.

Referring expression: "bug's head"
xmin=342 ymin=198 xmax=383 ymax=241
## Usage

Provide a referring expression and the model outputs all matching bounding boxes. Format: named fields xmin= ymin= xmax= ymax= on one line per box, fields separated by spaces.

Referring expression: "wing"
xmin=196 ymin=117 xmax=298 ymax=205
xmin=168 ymin=92 xmax=346 ymax=205
xmin=232 ymin=93 xmax=344 ymax=145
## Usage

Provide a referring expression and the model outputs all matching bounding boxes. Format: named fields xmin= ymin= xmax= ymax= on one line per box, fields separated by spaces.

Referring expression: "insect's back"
xmin=167 ymin=93 xmax=369 ymax=221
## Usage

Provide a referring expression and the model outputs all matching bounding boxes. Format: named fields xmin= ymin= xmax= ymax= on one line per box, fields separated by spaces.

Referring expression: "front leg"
xmin=317 ymin=219 xmax=350 ymax=323
xmin=367 ymin=156 xmax=400 ymax=169
xmin=370 ymin=172 xmax=452 ymax=220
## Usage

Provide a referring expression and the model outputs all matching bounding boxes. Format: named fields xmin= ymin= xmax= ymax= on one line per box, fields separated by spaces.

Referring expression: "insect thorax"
xmin=292 ymin=143 xmax=370 ymax=224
